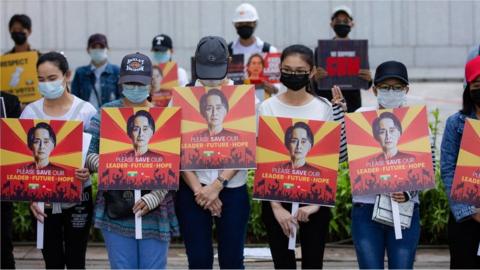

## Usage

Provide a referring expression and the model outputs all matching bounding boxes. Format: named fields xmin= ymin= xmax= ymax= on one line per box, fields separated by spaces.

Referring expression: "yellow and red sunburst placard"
xmin=451 ymin=118 xmax=480 ymax=207
xmin=151 ymin=62 xmax=179 ymax=107
xmin=0 ymin=118 xmax=83 ymax=202
xmin=253 ymin=116 xmax=341 ymax=206
xmin=345 ymin=106 xmax=435 ymax=196
xmin=171 ymin=85 xmax=256 ymax=170
xmin=98 ymin=107 xmax=181 ymax=190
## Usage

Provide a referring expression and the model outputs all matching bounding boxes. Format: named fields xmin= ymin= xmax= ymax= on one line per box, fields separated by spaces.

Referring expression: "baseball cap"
xmin=232 ymin=3 xmax=259 ymax=23
xmin=331 ymin=5 xmax=353 ymax=20
xmin=465 ymin=56 xmax=480 ymax=83
xmin=195 ymin=36 xmax=229 ymax=80
xmin=118 ymin=52 xmax=152 ymax=85
xmin=374 ymin=61 xmax=409 ymax=85
xmin=151 ymin=34 xmax=173 ymax=52
xmin=88 ymin=33 xmax=108 ymax=48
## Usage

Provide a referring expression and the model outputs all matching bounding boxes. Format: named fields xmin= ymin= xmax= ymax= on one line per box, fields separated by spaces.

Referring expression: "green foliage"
xmin=246 ymin=169 xmax=267 ymax=242
xmin=419 ymin=107 xmax=449 ymax=243
xmin=12 ymin=202 xmax=34 ymax=240
xmin=328 ymin=161 xmax=352 ymax=242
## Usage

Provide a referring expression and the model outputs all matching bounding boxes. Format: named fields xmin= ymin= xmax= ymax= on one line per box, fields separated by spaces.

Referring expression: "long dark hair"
xmin=37 ymin=51 xmax=69 ymax=75
xmin=460 ymin=84 xmax=476 ymax=115
xmin=280 ymin=44 xmax=317 ymax=96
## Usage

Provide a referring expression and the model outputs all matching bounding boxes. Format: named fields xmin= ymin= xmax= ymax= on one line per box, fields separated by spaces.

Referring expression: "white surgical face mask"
xmin=200 ymin=79 xmax=224 ymax=87
xmin=89 ymin=48 xmax=108 ymax=64
xmin=377 ymin=89 xmax=407 ymax=109
xmin=38 ymin=79 xmax=65 ymax=99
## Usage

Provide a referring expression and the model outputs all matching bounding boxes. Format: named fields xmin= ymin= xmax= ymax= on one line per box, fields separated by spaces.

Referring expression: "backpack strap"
xmin=262 ymin=42 xmax=271 ymax=53
xmin=228 ymin=42 xmax=234 ymax=56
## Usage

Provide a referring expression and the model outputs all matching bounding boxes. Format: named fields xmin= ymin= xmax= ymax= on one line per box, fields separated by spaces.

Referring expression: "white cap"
xmin=331 ymin=5 xmax=353 ymax=20
xmin=232 ymin=3 xmax=259 ymax=23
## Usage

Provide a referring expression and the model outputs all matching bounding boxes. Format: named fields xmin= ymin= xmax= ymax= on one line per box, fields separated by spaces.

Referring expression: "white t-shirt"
xmin=177 ymin=67 xmax=189 ymax=87
xmin=258 ymin=95 xmax=334 ymax=121
xmin=231 ymin=36 xmax=278 ymax=59
xmin=21 ymin=96 xmax=97 ymax=130
xmin=88 ymin=62 xmax=107 ymax=109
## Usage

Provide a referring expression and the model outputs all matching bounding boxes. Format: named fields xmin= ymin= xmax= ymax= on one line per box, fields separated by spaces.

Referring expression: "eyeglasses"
xmin=376 ymin=84 xmax=407 ymax=91
xmin=280 ymin=68 xmax=310 ymax=76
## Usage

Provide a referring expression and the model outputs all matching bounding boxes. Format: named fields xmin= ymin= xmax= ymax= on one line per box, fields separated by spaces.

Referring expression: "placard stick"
xmin=135 ymin=190 xmax=142 ymax=239
xmin=36 ymin=202 xmax=44 ymax=249
xmin=288 ymin=202 xmax=300 ymax=250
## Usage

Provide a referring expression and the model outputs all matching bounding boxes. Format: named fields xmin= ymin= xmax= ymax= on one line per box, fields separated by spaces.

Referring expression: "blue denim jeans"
xmin=175 ymin=181 xmax=250 ymax=269
xmin=101 ymin=229 xmax=169 ymax=269
xmin=351 ymin=203 xmax=420 ymax=269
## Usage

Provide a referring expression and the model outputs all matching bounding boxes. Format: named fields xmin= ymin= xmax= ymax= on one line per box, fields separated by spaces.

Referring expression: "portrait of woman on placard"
xmin=24 ymin=122 xmax=65 ymax=173
xmin=120 ymin=110 xmax=164 ymax=161
xmin=194 ymin=89 xmax=238 ymax=139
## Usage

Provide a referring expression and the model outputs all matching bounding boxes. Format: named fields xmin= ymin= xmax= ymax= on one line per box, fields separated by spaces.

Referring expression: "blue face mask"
xmin=38 ymin=79 xmax=65 ymax=99
xmin=152 ymin=51 xmax=171 ymax=64
xmin=122 ymin=84 xmax=150 ymax=103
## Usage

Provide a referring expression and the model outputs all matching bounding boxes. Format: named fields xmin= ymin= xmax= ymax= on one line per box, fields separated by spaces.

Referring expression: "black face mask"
xmin=236 ymin=25 xmax=254 ymax=39
xmin=280 ymin=72 xmax=311 ymax=91
xmin=11 ymin=31 xmax=27 ymax=45
xmin=333 ymin=24 xmax=351 ymax=38
xmin=471 ymin=89 xmax=480 ymax=106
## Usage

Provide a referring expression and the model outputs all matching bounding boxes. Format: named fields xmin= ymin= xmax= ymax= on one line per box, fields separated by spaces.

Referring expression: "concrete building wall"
xmin=2 ymin=0 xmax=479 ymax=79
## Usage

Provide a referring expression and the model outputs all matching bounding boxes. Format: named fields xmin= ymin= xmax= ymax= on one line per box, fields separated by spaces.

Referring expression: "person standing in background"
xmin=150 ymin=34 xmax=189 ymax=87
xmin=229 ymin=3 xmax=279 ymax=96
xmin=6 ymin=14 xmax=39 ymax=55
xmin=71 ymin=33 xmax=120 ymax=109
xmin=314 ymin=5 xmax=372 ymax=112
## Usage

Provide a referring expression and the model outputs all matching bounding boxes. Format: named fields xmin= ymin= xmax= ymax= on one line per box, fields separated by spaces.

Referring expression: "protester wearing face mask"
xmin=20 ymin=52 xmax=96 ymax=269
xmin=85 ymin=52 xmax=179 ymax=269
xmin=352 ymin=61 xmax=435 ymax=269
xmin=441 ymin=56 xmax=480 ymax=269
xmin=228 ymin=3 xmax=280 ymax=96
xmin=151 ymin=34 xmax=189 ymax=87
xmin=175 ymin=36 xmax=251 ymax=269
xmin=258 ymin=44 xmax=348 ymax=269
xmin=5 ymin=14 xmax=40 ymax=55
xmin=71 ymin=33 xmax=121 ymax=109
xmin=313 ymin=6 xmax=372 ymax=112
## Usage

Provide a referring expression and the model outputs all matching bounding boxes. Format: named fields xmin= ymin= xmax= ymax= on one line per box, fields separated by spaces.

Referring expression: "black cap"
xmin=118 ymin=52 xmax=152 ymax=85
xmin=374 ymin=61 xmax=409 ymax=85
xmin=151 ymin=34 xmax=173 ymax=52
xmin=195 ymin=36 xmax=229 ymax=80
xmin=88 ymin=33 xmax=108 ymax=48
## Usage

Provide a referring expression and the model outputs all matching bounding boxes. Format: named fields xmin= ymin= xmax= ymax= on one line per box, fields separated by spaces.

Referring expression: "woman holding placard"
xmin=85 ymin=52 xmax=178 ymax=269
xmin=21 ymin=52 xmax=96 ymax=269
xmin=441 ymin=56 xmax=480 ymax=269
xmin=257 ymin=44 xmax=347 ymax=269
xmin=351 ymin=61 xmax=435 ymax=269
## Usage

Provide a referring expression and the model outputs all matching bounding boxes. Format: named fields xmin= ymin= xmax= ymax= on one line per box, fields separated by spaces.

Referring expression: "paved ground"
xmin=14 ymin=243 xmax=450 ymax=269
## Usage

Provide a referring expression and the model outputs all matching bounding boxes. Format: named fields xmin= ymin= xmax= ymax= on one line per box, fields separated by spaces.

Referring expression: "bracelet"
xmin=216 ymin=176 xmax=228 ymax=187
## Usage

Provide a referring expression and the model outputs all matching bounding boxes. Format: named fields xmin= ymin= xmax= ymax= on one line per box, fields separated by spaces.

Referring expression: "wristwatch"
xmin=216 ymin=175 xmax=228 ymax=187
